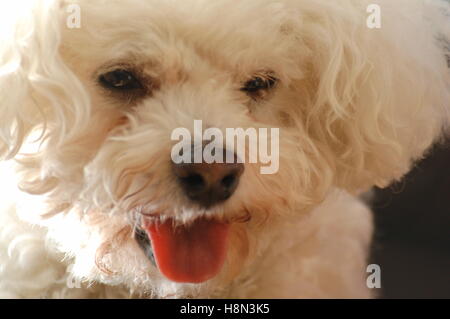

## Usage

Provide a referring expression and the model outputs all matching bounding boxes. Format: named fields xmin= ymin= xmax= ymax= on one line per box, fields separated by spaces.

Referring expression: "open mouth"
xmin=135 ymin=217 xmax=230 ymax=284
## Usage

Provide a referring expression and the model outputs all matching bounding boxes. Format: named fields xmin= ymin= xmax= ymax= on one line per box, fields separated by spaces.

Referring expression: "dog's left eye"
xmin=99 ymin=69 xmax=143 ymax=91
xmin=241 ymin=74 xmax=278 ymax=99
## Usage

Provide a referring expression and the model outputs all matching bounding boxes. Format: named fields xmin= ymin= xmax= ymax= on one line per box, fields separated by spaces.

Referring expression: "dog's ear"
xmin=288 ymin=2 xmax=450 ymax=192
xmin=0 ymin=0 xmax=89 ymax=160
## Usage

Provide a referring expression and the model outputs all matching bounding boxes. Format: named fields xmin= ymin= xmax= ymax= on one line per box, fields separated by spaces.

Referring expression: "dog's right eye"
xmin=99 ymin=69 xmax=143 ymax=91
xmin=241 ymin=72 xmax=278 ymax=100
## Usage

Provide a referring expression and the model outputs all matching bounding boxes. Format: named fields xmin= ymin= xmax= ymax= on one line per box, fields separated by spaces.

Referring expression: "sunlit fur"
xmin=0 ymin=0 xmax=449 ymax=298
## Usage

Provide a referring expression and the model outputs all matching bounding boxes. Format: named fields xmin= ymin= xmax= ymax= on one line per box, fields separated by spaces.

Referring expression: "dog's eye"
xmin=241 ymin=74 xmax=278 ymax=99
xmin=99 ymin=69 xmax=143 ymax=90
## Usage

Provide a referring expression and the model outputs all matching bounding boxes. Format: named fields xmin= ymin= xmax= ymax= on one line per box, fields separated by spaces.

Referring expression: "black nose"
xmin=172 ymin=147 xmax=244 ymax=208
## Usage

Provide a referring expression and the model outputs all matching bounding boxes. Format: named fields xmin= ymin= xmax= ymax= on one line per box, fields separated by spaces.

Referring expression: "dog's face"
xmin=1 ymin=0 xmax=448 ymax=297
xmin=52 ymin=0 xmax=310 ymax=296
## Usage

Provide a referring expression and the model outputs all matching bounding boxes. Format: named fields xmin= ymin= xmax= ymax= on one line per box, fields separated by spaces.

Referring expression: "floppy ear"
xmin=291 ymin=1 xmax=450 ymax=192
xmin=0 ymin=0 xmax=90 ymax=160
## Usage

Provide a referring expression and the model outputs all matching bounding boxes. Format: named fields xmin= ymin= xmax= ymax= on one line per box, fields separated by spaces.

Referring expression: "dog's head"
xmin=0 ymin=0 xmax=448 ymax=297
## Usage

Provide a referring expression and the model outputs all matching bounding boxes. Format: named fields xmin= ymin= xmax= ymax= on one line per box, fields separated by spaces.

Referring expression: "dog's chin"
xmin=134 ymin=215 xmax=231 ymax=284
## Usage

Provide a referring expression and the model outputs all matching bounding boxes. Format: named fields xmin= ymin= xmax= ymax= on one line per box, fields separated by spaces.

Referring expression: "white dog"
xmin=0 ymin=0 xmax=449 ymax=299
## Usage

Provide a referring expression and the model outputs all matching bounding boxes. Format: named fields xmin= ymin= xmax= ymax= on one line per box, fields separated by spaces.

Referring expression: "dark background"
xmin=370 ymin=140 xmax=450 ymax=299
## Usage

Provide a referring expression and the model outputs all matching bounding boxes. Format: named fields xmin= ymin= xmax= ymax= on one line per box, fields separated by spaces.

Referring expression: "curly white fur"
xmin=0 ymin=0 xmax=449 ymax=298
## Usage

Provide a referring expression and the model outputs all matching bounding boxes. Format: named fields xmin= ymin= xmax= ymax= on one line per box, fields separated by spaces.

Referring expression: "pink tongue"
xmin=143 ymin=218 xmax=229 ymax=283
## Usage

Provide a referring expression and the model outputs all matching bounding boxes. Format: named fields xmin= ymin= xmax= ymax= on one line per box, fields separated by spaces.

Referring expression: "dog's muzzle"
xmin=132 ymin=145 xmax=242 ymax=284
